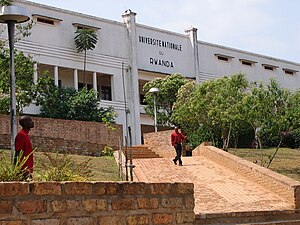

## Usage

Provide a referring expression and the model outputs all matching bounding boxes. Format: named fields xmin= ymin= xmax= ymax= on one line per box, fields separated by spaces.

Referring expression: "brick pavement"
xmin=132 ymin=156 xmax=294 ymax=215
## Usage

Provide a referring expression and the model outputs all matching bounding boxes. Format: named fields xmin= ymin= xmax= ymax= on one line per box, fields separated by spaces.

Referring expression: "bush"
xmin=0 ymin=150 xmax=32 ymax=181
xmin=33 ymin=76 xmax=117 ymax=124
xmin=101 ymin=146 xmax=114 ymax=156
xmin=292 ymin=128 xmax=300 ymax=149
xmin=35 ymin=152 xmax=92 ymax=181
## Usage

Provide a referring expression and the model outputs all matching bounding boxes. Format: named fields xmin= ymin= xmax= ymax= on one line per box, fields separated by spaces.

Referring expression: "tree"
xmin=0 ymin=2 xmax=34 ymax=114
xmin=173 ymin=74 xmax=248 ymax=150
xmin=33 ymin=75 xmax=117 ymax=124
xmin=242 ymin=79 xmax=295 ymax=167
xmin=0 ymin=0 xmax=13 ymax=6
xmin=0 ymin=49 xmax=35 ymax=113
xmin=143 ymin=73 xmax=188 ymax=126
xmin=74 ymin=28 xmax=98 ymax=87
xmin=33 ymin=75 xmax=76 ymax=119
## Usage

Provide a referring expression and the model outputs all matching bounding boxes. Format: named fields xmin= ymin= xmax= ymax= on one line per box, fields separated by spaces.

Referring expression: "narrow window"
xmin=242 ymin=61 xmax=252 ymax=66
xmin=283 ymin=68 xmax=297 ymax=75
xmin=217 ymin=56 xmax=229 ymax=62
xmin=215 ymin=54 xmax=233 ymax=62
xmin=37 ymin=17 xmax=54 ymax=25
xmin=264 ymin=66 xmax=274 ymax=71
xmin=262 ymin=64 xmax=278 ymax=71
xmin=240 ymin=59 xmax=256 ymax=67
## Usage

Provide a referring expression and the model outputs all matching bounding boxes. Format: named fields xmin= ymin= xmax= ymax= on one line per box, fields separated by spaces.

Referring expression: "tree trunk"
xmin=266 ymin=136 xmax=283 ymax=168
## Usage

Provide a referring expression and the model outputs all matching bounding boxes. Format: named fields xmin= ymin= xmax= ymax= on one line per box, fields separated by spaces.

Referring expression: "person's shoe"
xmin=173 ymin=159 xmax=177 ymax=165
xmin=179 ymin=163 xmax=183 ymax=166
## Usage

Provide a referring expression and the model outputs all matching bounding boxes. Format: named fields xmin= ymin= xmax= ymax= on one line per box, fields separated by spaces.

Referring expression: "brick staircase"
xmin=122 ymin=145 xmax=161 ymax=159
xmin=195 ymin=210 xmax=300 ymax=225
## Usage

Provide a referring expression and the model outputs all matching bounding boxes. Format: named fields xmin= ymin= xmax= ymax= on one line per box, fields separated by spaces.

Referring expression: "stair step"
xmin=195 ymin=210 xmax=300 ymax=225
xmin=122 ymin=145 xmax=161 ymax=159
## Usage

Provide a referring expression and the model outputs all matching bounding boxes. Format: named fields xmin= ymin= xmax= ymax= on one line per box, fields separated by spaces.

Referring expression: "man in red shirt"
xmin=171 ymin=126 xmax=187 ymax=166
xmin=14 ymin=116 xmax=34 ymax=179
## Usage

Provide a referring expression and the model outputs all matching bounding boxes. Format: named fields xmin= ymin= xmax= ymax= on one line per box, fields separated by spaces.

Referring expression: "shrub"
xmin=101 ymin=146 xmax=114 ymax=156
xmin=0 ymin=150 xmax=32 ymax=181
xmin=33 ymin=76 xmax=117 ymax=124
xmin=292 ymin=128 xmax=300 ymax=149
xmin=36 ymin=152 xmax=92 ymax=181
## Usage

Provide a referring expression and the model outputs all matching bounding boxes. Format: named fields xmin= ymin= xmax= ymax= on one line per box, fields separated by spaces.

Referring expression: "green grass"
xmin=229 ymin=148 xmax=300 ymax=182
xmin=1 ymin=150 xmax=121 ymax=181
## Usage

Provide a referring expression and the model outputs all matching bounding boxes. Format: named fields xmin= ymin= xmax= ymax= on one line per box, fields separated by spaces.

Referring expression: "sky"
xmin=30 ymin=0 xmax=300 ymax=63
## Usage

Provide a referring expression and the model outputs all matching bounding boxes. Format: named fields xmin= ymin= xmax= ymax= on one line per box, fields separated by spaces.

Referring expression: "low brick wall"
xmin=0 ymin=115 xmax=122 ymax=155
xmin=0 ymin=181 xmax=195 ymax=225
xmin=193 ymin=143 xmax=300 ymax=209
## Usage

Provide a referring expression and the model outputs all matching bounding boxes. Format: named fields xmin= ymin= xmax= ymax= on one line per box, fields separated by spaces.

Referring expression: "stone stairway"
xmin=122 ymin=145 xmax=161 ymax=159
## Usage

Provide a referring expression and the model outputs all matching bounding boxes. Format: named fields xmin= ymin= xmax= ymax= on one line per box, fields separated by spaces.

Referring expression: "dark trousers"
xmin=174 ymin=143 xmax=182 ymax=165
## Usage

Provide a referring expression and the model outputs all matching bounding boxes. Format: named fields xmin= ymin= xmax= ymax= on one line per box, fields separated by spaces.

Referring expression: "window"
xmin=262 ymin=64 xmax=278 ymax=71
xmin=78 ymin=83 xmax=93 ymax=90
xmin=72 ymin=23 xmax=100 ymax=31
xmin=264 ymin=66 xmax=274 ymax=71
xmin=140 ymin=94 xmax=145 ymax=105
xmin=239 ymin=59 xmax=256 ymax=67
xmin=33 ymin=14 xmax=62 ymax=26
xmin=283 ymin=68 xmax=298 ymax=75
xmin=58 ymin=80 xmax=62 ymax=87
xmin=217 ymin=56 xmax=229 ymax=61
xmin=37 ymin=17 xmax=54 ymax=25
xmin=215 ymin=54 xmax=234 ymax=62
xmin=101 ymin=86 xmax=112 ymax=101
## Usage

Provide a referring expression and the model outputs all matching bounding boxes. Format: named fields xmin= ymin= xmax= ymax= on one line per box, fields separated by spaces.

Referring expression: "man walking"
xmin=171 ymin=126 xmax=187 ymax=166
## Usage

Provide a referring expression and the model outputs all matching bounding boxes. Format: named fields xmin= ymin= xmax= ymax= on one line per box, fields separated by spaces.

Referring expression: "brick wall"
xmin=144 ymin=130 xmax=189 ymax=158
xmin=0 ymin=115 xmax=122 ymax=155
xmin=193 ymin=143 xmax=300 ymax=209
xmin=0 ymin=181 xmax=195 ymax=225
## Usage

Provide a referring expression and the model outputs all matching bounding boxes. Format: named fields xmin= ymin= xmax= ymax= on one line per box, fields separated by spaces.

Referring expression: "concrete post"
xmin=54 ymin=66 xmax=59 ymax=86
xmin=185 ymin=27 xmax=200 ymax=83
xmin=122 ymin=10 xmax=141 ymax=145
xmin=93 ymin=72 xmax=97 ymax=92
xmin=33 ymin=63 xmax=38 ymax=84
xmin=74 ymin=69 xmax=78 ymax=90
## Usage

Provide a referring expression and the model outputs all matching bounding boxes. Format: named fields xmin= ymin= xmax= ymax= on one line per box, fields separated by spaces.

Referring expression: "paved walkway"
xmin=132 ymin=156 xmax=294 ymax=215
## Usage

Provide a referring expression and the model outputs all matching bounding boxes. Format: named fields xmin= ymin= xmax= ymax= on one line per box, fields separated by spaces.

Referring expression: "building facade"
xmin=3 ymin=0 xmax=300 ymax=145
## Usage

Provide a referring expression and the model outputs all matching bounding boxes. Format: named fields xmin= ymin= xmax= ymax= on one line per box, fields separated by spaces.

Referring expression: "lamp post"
xmin=149 ymin=87 xmax=160 ymax=132
xmin=0 ymin=5 xmax=30 ymax=161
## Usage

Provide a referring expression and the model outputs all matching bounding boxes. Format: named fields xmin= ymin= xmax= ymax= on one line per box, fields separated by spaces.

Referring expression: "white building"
xmin=3 ymin=0 xmax=300 ymax=145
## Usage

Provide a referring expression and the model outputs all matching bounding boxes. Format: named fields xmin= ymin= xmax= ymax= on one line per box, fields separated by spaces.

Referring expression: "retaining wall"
xmin=0 ymin=115 xmax=122 ymax=155
xmin=0 ymin=181 xmax=195 ymax=225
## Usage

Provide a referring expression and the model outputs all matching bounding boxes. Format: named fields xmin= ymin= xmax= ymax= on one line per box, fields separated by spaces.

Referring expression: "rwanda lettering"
xmin=150 ymin=58 xmax=174 ymax=68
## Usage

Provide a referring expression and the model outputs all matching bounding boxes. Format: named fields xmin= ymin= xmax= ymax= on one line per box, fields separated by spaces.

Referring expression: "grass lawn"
xmin=229 ymin=148 xmax=300 ymax=182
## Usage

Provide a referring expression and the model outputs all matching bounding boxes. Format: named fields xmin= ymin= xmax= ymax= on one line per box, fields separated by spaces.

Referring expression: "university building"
xmin=3 ymin=0 xmax=300 ymax=145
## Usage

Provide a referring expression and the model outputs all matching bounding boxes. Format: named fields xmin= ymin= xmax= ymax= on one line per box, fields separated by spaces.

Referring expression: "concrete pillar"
xmin=73 ymin=69 xmax=78 ymax=90
xmin=122 ymin=10 xmax=142 ymax=145
xmin=112 ymin=65 xmax=126 ymax=102
xmin=33 ymin=63 xmax=38 ymax=84
xmin=54 ymin=66 xmax=59 ymax=86
xmin=93 ymin=72 xmax=97 ymax=92
xmin=185 ymin=27 xmax=200 ymax=83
